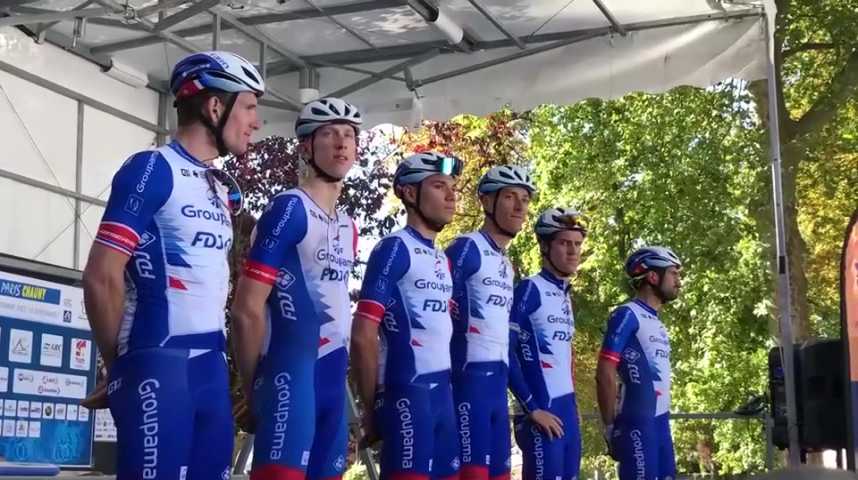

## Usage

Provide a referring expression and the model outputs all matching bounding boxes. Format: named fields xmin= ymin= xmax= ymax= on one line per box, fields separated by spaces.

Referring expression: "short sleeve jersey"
xmin=446 ymin=231 xmax=515 ymax=370
xmin=94 ymin=141 xmax=233 ymax=355
xmin=243 ymin=188 xmax=357 ymax=359
xmin=599 ymin=299 xmax=672 ymax=418
xmin=355 ymin=226 xmax=454 ymax=386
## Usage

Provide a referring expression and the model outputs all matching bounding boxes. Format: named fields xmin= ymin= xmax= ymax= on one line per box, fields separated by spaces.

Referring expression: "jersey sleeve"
xmin=445 ymin=236 xmax=481 ymax=326
xmin=243 ymin=194 xmax=309 ymax=284
xmin=355 ymin=236 xmax=410 ymax=324
xmin=94 ymin=151 xmax=172 ymax=256
xmin=508 ymin=279 xmax=543 ymax=413
xmin=599 ymin=306 xmax=639 ymax=365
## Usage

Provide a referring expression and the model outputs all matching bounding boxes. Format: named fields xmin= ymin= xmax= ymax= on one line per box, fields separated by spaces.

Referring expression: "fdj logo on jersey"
xmin=422 ymin=299 xmax=448 ymax=313
xmin=486 ymin=294 xmax=512 ymax=310
xmin=552 ymin=331 xmax=572 ymax=341
xmin=191 ymin=232 xmax=232 ymax=250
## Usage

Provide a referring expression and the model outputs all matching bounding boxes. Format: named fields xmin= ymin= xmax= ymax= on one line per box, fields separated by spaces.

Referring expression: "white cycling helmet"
xmin=295 ymin=97 xmax=363 ymax=138
xmin=393 ymin=151 xmax=463 ymax=188
xmin=534 ymin=207 xmax=587 ymax=238
xmin=477 ymin=165 xmax=536 ymax=195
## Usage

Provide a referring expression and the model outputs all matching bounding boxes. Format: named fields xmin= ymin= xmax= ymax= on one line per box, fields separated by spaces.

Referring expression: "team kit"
xmin=80 ymin=51 xmax=684 ymax=480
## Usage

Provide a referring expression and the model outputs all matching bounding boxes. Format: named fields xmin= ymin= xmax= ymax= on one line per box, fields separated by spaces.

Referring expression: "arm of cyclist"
xmin=350 ymin=316 xmax=381 ymax=446
xmin=596 ymin=306 xmax=639 ymax=455
xmin=509 ymin=279 xmax=564 ymax=440
xmin=349 ymin=236 xmax=410 ymax=446
xmin=232 ymin=194 xmax=309 ymax=400
xmin=82 ymin=151 xmax=172 ymax=408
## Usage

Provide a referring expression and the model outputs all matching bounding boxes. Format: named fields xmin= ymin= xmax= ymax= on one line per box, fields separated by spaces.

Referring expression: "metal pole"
xmin=212 ymin=11 xmax=221 ymax=50
xmin=764 ymin=13 xmax=801 ymax=466
xmin=156 ymin=92 xmax=169 ymax=146
xmin=73 ymin=100 xmax=84 ymax=269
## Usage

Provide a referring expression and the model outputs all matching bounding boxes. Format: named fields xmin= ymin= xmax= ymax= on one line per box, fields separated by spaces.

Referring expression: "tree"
xmin=750 ymin=0 xmax=858 ymax=338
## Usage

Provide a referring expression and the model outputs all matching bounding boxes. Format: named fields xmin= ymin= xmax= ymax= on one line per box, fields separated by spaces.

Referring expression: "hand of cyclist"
xmin=80 ymin=380 xmax=108 ymax=409
xmin=529 ymin=409 xmax=564 ymax=440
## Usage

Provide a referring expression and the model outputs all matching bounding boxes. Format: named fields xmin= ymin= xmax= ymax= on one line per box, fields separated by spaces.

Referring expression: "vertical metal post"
xmin=156 ymin=92 xmax=168 ymax=146
xmin=233 ymin=434 xmax=254 ymax=474
xmin=73 ymin=100 xmax=84 ymax=269
xmin=764 ymin=13 xmax=801 ymax=466
xmin=764 ymin=415 xmax=774 ymax=470
xmin=212 ymin=12 xmax=221 ymax=50
xmin=259 ymin=42 xmax=267 ymax=81
xmin=347 ymin=385 xmax=379 ymax=480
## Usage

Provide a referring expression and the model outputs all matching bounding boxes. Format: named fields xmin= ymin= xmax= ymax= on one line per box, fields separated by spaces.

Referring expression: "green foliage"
xmin=525 ymin=86 xmax=773 ymax=475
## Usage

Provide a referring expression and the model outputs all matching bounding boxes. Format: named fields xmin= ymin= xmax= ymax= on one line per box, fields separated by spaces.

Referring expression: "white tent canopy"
xmin=3 ymin=0 xmax=767 ymax=131
xmin=0 ymin=0 xmax=800 ymax=463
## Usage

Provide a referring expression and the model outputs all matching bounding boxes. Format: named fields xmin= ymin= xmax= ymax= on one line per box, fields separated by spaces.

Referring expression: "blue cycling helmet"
xmin=170 ymin=51 xmax=265 ymax=156
xmin=170 ymin=51 xmax=265 ymax=100
xmin=625 ymin=246 xmax=682 ymax=279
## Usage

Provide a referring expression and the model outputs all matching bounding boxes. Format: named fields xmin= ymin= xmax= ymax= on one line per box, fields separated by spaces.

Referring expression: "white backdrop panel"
xmin=0 ymin=27 xmax=159 ymax=124
xmin=0 ymin=71 xmax=77 ymax=190
xmin=77 ymin=204 xmax=105 ymax=269
xmin=0 ymin=177 xmax=77 ymax=268
xmin=81 ymin=106 xmax=157 ymax=199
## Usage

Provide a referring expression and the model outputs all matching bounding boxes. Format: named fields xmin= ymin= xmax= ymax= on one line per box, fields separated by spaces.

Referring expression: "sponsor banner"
xmin=12 ymin=368 xmax=88 ymax=399
xmin=94 ymin=409 xmax=117 ymax=443
xmin=9 ymin=329 xmax=33 ymax=363
xmin=40 ymin=333 xmax=63 ymax=367
xmin=0 ymin=271 xmax=87 ymax=330
xmin=70 ymin=338 xmax=91 ymax=371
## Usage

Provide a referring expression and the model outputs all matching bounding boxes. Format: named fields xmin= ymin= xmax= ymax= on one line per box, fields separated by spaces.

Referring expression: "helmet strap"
xmin=199 ymin=93 xmax=238 ymax=157
xmin=485 ymin=194 xmax=517 ymax=238
xmin=406 ymin=182 xmax=444 ymax=233
xmin=304 ymin=131 xmax=348 ymax=183
xmin=540 ymin=236 xmax=573 ymax=278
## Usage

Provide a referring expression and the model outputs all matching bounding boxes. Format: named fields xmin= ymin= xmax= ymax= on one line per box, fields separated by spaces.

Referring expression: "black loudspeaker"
xmin=769 ymin=345 xmax=799 ymax=450
xmin=797 ymin=339 xmax=846 ymax=450
xmin=768 ymin=340 xmax=846 ymax=451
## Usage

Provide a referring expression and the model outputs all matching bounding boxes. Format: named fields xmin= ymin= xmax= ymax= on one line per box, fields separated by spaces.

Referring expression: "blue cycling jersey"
xmin=96 ymin=141 xmax=234 ymax=480
xmin=356 ymin=226 xmax=459 ymax=480
xmin=446 ymin=231 xmax=515 ymax=480
xmin=599 ymin=299 xmax=672 ymax=418
xmin=509 ymin=269 xmax=575 ymax=413
xmin=356 ymin=226 xmax=454 ymax=386
xmin=243 ymin=188 xmax=356 ymax=480
xmin=446 ymin=231 xmax=515 ymax=370
xmin=95 ymin=141 xmax=233 ymax=355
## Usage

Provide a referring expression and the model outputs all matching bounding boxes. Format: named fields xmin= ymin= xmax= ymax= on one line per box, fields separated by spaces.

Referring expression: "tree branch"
xmin=787 ymin=48 xmax=858 ymax=143
xmin=783 ymin=42 xmax=836 ymax=59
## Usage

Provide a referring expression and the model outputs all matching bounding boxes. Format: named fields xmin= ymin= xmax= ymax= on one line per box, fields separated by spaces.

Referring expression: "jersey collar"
xmin=405 ymin=225 xmax=435 ymax=249
xmin=169 ymin=140 xmax=209 ymax=169
xmin=478 ymin=230 xmax=505 ymax=254
xmin=539 ymin=268 xmax=570 ymax=292
xmin=633 ymin=298 xmax=659 ymax=317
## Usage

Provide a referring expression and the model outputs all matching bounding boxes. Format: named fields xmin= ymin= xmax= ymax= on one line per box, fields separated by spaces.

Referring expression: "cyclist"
xmin=509 ymin=208 xmax=586 ymax=480
xmin=230 ymin=98 xmax=362 ymax=480
xmin=82 ymin=50 xmax=263 ymax=480
xmin=445 ymin=165 xmax=536 ymax=480
xmin=350 ymin=152 xmax=463 ymax=480
xmin=596 ymin=246 xmax=682 ymax=480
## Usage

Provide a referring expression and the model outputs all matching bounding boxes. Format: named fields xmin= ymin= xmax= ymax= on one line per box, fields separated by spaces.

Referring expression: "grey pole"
xmin=764 ymin=9 xmax=801 ymax=466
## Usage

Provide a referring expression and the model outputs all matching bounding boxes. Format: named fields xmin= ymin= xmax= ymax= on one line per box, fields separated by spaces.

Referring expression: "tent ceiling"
xmin=4 ymin=0 xmax=767 ymax=126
